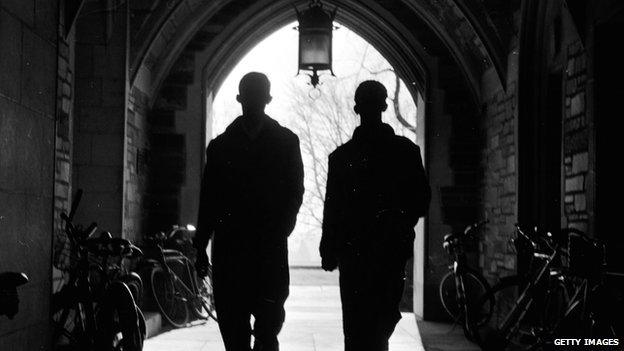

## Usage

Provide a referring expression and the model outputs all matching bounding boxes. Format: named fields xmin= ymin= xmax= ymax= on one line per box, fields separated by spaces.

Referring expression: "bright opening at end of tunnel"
xmin=208 ymin=22 xmax=419 ymax=267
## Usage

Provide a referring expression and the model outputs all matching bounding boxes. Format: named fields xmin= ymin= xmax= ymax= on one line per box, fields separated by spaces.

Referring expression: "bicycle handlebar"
xmin=84 ymin=222 xmax=98 ymax=238
xmin=68 ymin=189 xmax=83 ymax=222
xmin=513 ymin=223 xmax=558 ymax=254
xmin=442 ymin=220 xmax=488 ymax=250
xmin=79 ymin=235 xmax=143 ymax=258
xmin=463 ymin=219 xmax=489 ymax=235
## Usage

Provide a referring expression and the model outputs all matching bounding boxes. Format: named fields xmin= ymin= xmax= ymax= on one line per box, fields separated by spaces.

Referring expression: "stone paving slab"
xmin=145 ymin=283 xmax=425 ymax=351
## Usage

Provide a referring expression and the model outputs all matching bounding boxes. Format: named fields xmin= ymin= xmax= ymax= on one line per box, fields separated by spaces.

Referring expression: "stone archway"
xmin=129 ymin=0 xmax=508 ymax=321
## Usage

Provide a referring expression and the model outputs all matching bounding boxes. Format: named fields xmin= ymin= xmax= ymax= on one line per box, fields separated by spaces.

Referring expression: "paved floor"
xmin=144 ymin=268 xmax=425 ymax=351
xmin=416 ymin=320 xmax=481 ymax=351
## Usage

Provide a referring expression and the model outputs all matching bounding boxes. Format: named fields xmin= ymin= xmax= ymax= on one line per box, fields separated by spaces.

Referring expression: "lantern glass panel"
xmin=299 ymin=32 xmax=331 ymax=69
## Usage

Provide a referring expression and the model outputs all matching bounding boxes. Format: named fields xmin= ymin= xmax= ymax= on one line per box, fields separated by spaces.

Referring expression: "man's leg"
xmin=252 ymin=296 xmax=286 ymax=351
xmin=373 ymin=259 xmax=407 ymax=350
xmin=213 ymin=260 xmax=253 ymax=351
xmin=340 ymin=254 xmax=406 ymax=351
xmin=339 ymin=252 xmax=376 ymax=351
xmin=215 ymin=301 xmax=252 ymax=351
xmin=252 ymin=248 xmax=289 ymax=351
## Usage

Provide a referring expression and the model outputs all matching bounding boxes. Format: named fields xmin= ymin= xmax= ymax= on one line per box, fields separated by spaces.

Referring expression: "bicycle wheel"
xmin=106 ymin=307 xmax=144 ymax=351
xmin=190 ymin=265 xmax=217 ymax=322
xmin=439 ymin=269 xmax=493 ymax=327
xmin=52 ymin=283 xmax=94 ymax=350
xmin=121 ymin=273 xmax=144 ymax=308
xmin=94 ymin=281 xmax=144 ymax=351
xmin=476 ymin=276 xmax=533 ymax=350
xmin=53 ymin=302 xmax=89 ymax=350
xmin=479 ymin=275 xmax=571 ymax=350
xmin=150 ymin=266 xmax=189 ymax=328
xmin=138 ymin=308 xmax=147 ymax=340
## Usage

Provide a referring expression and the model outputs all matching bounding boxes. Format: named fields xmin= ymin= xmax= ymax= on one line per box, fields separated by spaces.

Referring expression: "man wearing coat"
xmin=320 ymin=80 xmax=431 ymax=351
xmin=194 ymin=72 xmax=304 ymax=351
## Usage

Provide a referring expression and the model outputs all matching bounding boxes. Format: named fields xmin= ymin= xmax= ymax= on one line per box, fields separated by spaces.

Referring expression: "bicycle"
xmin=476 ymin=226 xmax=621 ymax=350
xmin=535 ymin=229 xmax=622 ymax=347
xmin=52 ymin=190 xmax=146 ymax=351
xmin=140 ymin=228 xmax=216 ymax=328
xmin=438 ymin=220 xmax=494 ymax=340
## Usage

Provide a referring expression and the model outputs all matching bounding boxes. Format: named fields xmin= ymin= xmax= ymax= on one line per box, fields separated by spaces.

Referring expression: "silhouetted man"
xmin=320 ymin=80 xmax=430 ymax=351
xmin=194 ymin=72 xmax=304 ymax=351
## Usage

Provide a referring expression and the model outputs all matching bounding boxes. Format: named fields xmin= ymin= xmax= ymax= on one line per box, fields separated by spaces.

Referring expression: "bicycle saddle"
xmin=107 ymin=237 xmax=143 ymax=257
xmin=82 ymin=234 xmax=143 ymax=258
xmin=0 ymin=272 xmax=27 ymax=319
xmin=443 ymin=233 xmax=461 ymax=245
xmin=0 ymin=272 xmax=29 ymax=289
xmin=144 ymin=231 xmax=167 ymax=244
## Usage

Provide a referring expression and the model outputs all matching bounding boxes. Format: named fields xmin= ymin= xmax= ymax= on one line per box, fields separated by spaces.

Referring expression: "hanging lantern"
xmin=295 ymin=0 xmax=337 ymax=88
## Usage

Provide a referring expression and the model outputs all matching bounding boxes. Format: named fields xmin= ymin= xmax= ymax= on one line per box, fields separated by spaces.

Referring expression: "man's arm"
xmin=285 ymin=135 xmax=304 ymax=234
xmin=193 ymin=141 xmax=218 ymax=253
xmin=403 ymin=144 xmax=431 ymax=226
xmin=320 ymin=154 xmax=341 ymax=271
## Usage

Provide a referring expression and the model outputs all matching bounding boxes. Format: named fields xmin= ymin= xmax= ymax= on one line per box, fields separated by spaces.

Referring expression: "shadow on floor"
xmin=416 ymin=320 xmax=481 ymax=351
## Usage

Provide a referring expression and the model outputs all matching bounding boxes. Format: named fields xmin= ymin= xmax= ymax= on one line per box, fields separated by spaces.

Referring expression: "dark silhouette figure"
xmin=320 ymin=80 xmax=430 ymax=351
xmin=194 ymin=72 xmax=304 ymax=351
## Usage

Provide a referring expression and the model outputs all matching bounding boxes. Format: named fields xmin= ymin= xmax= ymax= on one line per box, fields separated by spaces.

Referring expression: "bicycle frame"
xmin=547 ymin=271 xmax=621 ymax=339
xmin=441 ymin=220 xmax=489 ymax=337
xmin=449 ymin=248 xmax=470 ymax=320
xmin=498 ymin=242 xmax=560 ymax=340
xmin=155 ymin=245 xmax=204 ymax=307
xmin=53 ymin=242 xmax=97 ymax=347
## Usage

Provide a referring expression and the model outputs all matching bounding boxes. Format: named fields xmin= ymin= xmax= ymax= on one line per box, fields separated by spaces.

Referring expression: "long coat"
xmin=320 ymin=123 xmax=430 ymax=263
xmin=194 ymin=115 xmax=304 ymax=300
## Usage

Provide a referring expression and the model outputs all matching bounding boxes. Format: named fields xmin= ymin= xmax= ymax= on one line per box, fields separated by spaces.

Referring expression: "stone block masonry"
xmin=124 ymin=87 xmax=150 ymax=242
xmin=71 ymin=1 xmax=129 ymax=237
xmin=52 ymin=17 xmax=77 ymax=291
xmin=480 ymin=83 xmax=518 ymax=283
xmin=0 ymin=1 xmax=59 ymax=348
xmin=478 ymin=13 xmax=520 ymax=283
xmin=563 ymin=41 xmax=590 ymax=231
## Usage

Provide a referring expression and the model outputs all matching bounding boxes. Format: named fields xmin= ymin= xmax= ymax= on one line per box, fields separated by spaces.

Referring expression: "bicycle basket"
xmin=564 ymin=229 xmax=605 ymax=278
xmin=53 ymin=228 xmax=78 ymax=272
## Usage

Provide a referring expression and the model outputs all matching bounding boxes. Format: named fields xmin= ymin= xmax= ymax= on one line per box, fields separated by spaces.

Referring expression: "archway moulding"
xmin=130 ymin=0 xmax=508 ymax=108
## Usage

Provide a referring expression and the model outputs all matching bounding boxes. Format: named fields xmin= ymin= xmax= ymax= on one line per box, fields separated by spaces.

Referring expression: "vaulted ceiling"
xmin=129 ymin=0 xmax=517 ymax=105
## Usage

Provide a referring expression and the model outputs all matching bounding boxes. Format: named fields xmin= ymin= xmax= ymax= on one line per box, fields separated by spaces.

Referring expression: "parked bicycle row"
xmin=50 ymin=190 xmax=216 ymax=351
xmin=439 ymin=220 xmax=623 ymax=350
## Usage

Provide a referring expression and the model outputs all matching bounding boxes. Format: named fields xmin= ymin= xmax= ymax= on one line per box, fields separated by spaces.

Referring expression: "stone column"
xmin=72 ymin=1 xmax=129 ymax=236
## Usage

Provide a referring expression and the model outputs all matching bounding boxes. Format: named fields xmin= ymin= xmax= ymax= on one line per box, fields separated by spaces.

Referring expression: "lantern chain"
xmin=308 ymin=0 xmax=322 ymax=8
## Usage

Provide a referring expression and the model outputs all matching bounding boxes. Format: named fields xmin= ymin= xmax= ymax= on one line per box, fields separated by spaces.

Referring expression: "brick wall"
xmin=0 ymin=1 xmax=58 ymax=348
xmin=563 ymin=41 xmax=590 ymax=232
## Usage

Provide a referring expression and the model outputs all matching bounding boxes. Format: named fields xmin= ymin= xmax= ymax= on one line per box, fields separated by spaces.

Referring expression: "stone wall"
xmin=478 ymin=13 xmax=520 ymax=283
xmin=0 ymin=0 xmax=58 ymax=348
xmin=563 ymin=41 xmax=590 ymax=232
xmin=480 ymin=83 xmax=518 ymax=282
xmin=72 ymin=2 xmax=128 ymax=236
xmin=124 ymin=87 xmax=150 ymax=242
xmin=52 ymin=3 xmax=76 ymax=291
